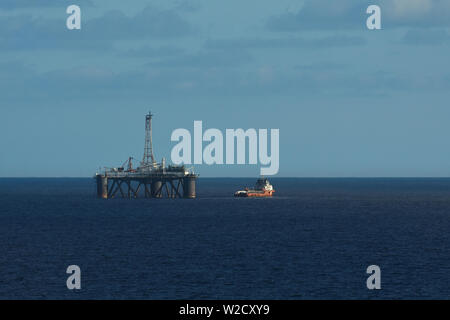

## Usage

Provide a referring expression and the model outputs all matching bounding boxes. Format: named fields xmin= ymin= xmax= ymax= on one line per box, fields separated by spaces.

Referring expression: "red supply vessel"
xmin=234 ymin=178 xmax=275 ymax=197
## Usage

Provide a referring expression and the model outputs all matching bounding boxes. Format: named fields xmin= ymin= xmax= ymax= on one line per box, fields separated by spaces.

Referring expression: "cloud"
xmin=0 ymin=0 xmax=94 ymax=10
xmin=120 ymin=45 xmax=185 ymax=58
xmin=401 ymin=29 xmax=450 ymax=45
xmin=0 ymin=14 xmax=112 ymax=51
xmin=87 ymin=6 xmax=194 ymax=39
xmin=390 ymin=0 xmax=434 ymax=17
xmin=0 ymin=5 xmax=193 ymax=51
xmin=205 ymin=35 xmax=366 ymax=49
xmin=386 ymin=0 xmax=450 ymax=27
xmin=146 ymin=48 xmax=253 ymax=68
xmin=267 ymin=0 xmax=371 ymax=31
xmin=267 ymin=0 xmax=450 ymax=31
xmin=117 ymin=41 xmax=254 ymax=67
xmin=2 ymin=55 xmax=447 ymax=106
xmin=294 ymin=61 xmax=347 ymax=71
xmin=0 ymin=54 xmax=254 ymax=103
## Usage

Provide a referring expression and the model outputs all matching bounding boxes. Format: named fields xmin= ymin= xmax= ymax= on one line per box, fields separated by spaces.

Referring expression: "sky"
xmin=0 ymin=0 xmax=449 ymax=177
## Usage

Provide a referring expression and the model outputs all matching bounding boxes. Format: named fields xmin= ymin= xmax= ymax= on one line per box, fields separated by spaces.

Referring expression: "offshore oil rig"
xmin=95 ymin=112 xmax=198 ymax=199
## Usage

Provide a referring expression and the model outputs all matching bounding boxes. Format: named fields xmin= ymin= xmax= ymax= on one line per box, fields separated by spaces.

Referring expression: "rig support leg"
xmin=96 ymin=175 xmax=108 ymax=199
xmin=183 ymin=175 xmax=197 ymax=199
xmin=151 ymin=180 xmax=163 ymax=198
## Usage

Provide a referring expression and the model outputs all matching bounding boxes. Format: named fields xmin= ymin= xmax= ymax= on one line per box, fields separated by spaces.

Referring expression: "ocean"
xmin=0 ymin=178 xmax=449 ymax=299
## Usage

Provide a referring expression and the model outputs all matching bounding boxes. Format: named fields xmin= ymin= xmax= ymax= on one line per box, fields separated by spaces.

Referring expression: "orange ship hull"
xmin=246 ymin=190 xmax=274 ymax=197
xmin=235 ymin=190 xmax=275 ymax=197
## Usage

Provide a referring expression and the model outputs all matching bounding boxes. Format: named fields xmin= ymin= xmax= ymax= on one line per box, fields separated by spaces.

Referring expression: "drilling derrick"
xmin=142 ymin=112 xmax=157 ymax=168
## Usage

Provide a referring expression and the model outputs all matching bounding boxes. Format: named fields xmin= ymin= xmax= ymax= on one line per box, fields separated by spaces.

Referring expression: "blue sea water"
xmin=0 ymin=178 xmax=449 ymax=299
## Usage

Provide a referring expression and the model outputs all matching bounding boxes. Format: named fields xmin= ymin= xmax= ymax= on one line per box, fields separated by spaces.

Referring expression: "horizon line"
xmin=1 ymin=176 xmax=450 ymax=179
